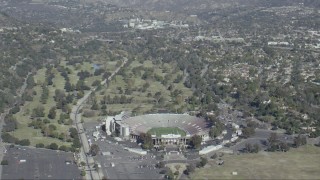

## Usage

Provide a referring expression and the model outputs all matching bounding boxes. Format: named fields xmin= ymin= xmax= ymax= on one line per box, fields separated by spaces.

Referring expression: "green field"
xmin=148 ymin=127 xmax=186 ymax=137
xmin=191 ymin=145 xmax=320 ymax=179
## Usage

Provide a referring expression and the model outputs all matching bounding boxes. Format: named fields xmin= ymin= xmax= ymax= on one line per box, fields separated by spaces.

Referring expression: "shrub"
xmin=83 ymin=110 xmax=95 ymax=118
xmin=59 ymin=145 xmax=68 ymax=152
xmin=159 ymin=169 xmax=167 ymax=174
xmin=80 ymin=161 xmax=86 ymax=166
xmin=200 ymin=157 xmax=208 ymax=167
xmin=80 ymin=170 xmax=86 ymax=176
xmin=43 ymin=119 xmax=50 ymax=124
xmin=1 ymin=160 xmax=8 ymax=165
xmin=210 ymin=153 xmax=217 ymax=159
xmin=36 ymin=143 xmax=45 ymax=148
xmin=1 ymin=133 xmax=18 ymax=143
xmin=18 ymin=139 xmax=30 ymax=146
xmin=47 ymin=143 xmax=58 ymax=150
xmin=185 ymin=164 xmax=195 ymax=174
xmin=156 ymin=161 xmax=165 ymax=168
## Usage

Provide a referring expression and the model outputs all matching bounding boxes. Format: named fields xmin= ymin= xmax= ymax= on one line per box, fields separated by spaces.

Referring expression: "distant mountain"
xmin=101 ymin=0 xmax=320 ymax=11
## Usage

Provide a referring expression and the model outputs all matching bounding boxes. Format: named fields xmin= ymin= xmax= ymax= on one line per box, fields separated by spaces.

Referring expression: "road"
xmin=70 ymin=58 xmax=128 ymax=180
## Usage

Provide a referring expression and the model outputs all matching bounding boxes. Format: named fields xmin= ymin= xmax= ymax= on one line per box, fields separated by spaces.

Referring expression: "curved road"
xmin=70 ymin=58 xmax=128 ymax=180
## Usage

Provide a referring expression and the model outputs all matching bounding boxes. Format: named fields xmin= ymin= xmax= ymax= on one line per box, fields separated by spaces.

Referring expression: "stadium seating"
xmin=120 ymin=114 xmax=211 ymax=137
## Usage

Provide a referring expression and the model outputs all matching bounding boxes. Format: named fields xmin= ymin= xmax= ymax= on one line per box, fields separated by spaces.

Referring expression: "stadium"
xmin=107 ymin=112 xmax=212 ymax=145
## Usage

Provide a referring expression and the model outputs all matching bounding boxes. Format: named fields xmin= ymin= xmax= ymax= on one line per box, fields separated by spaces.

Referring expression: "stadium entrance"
xmin=152 ymin=134 xmax=188 ymax=145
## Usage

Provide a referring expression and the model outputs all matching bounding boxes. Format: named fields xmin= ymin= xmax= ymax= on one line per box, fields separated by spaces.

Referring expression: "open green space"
xmin=94 ymin=59 xmax=193 ymax=115
xmin=148 ymin=127 xmax=186 ymax=137
xmin=11 ymin=56 xmax=115 ymax=147
xmin=191 ymin=145 xmax=320 ymax=179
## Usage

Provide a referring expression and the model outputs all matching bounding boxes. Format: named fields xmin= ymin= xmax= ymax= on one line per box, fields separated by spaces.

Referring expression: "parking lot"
xmin=83 ymin=121 xmax=164 ymax=179
xmin=1 ymin=146 xmax=80 ymax=180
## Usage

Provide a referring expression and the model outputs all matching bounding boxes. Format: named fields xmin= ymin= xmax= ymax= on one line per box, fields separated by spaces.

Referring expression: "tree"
xmin=166 ymin=169 xmax=174 ymax=180
xmin=64 ymin=80 xmax=73 ymax=92
xmin=9 ymin=106 xmax=20 ymax=115
xmin=267 ymin=132 xmax=290 ymax=152
xmin=267 ymin=133 xmax=279 ymax=152
xmin=40 ymin=86 xmax=49 ymax=104
xmin=190 ymin=135 xmax=202 ymax=149
xmin=69 ymin=128 xmax=78 ymax=139
xmin=268 ymin=133 xmax=278 ymax=145
xmin=184 ymin=164 xmax=195 ymax=175
xmin=91 ymin=99 xmax=99 ymax=110
xmin=26 ymin=76 xmax=35 ymax=89
xmin=209 ymin=126 xmax=223 ymax=138
xmin=242 ymin=127 xmax=255 ymax=138
xmin=210 ymin=153 xmax=217 ymax=159
xmin=245 ymin=143 xmax=260 ymax=153
xmin=1 ymin=132 xmax=18 ymax=143
xmin=90 ymin=144 xmax=100 ymax=156
xmin=154 ymin=92 xmax=162 ymax=104
xmin=246 ymin=120 xmax=258 ymax=128
xmin=199 ymin=157 xmax=208 ymax=167
xmin=48 ymin=124 xmax=57 ymax=131
xmin=245 ymin=143 xmax=253 ymax=153
xmin=93 ymin=163 xmax=100 ymax=170
xmin=80 ymin=161 xmax=86 ymax=166
xmin=66 ymin=93 xmax=74 ymax=104
xmin=294 ymin=134 xmax=307 ymax=148
xmin=32 ymin=106 xmax=45 ymax=118
xmin=279 ymin=142 xmax=290 ymax=152
xmin=140 ymin=133 xmax=154 ymax=150
xmin=48 ymin=107 xmax=56 ymax=119
xmin=91 ymin=80 xmax=101 ymax=86
xmin=3 ymin=115 xmax=18 ymax=132
xmin=253 ymin=143 xmax=260 ymax=153
xmin=71 ymin=135 xmax=81 ymax=147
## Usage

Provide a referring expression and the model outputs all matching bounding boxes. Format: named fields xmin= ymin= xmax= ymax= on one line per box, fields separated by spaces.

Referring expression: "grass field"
xmin=191 ymin=145 xmax=320 ymax=179
xmin=148 ymin=127 xmax=186 ymax=137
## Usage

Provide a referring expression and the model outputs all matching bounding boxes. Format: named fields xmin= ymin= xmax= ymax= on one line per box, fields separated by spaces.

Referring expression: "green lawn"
xmin=148 ymin=127 xmax=186 ymax=137
xmin=191 ymin=145 xmax=320 ymax=179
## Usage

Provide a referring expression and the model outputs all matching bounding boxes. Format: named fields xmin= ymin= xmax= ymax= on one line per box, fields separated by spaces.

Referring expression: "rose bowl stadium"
xmin=105 ymin=112 xmax=213 ymax=145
